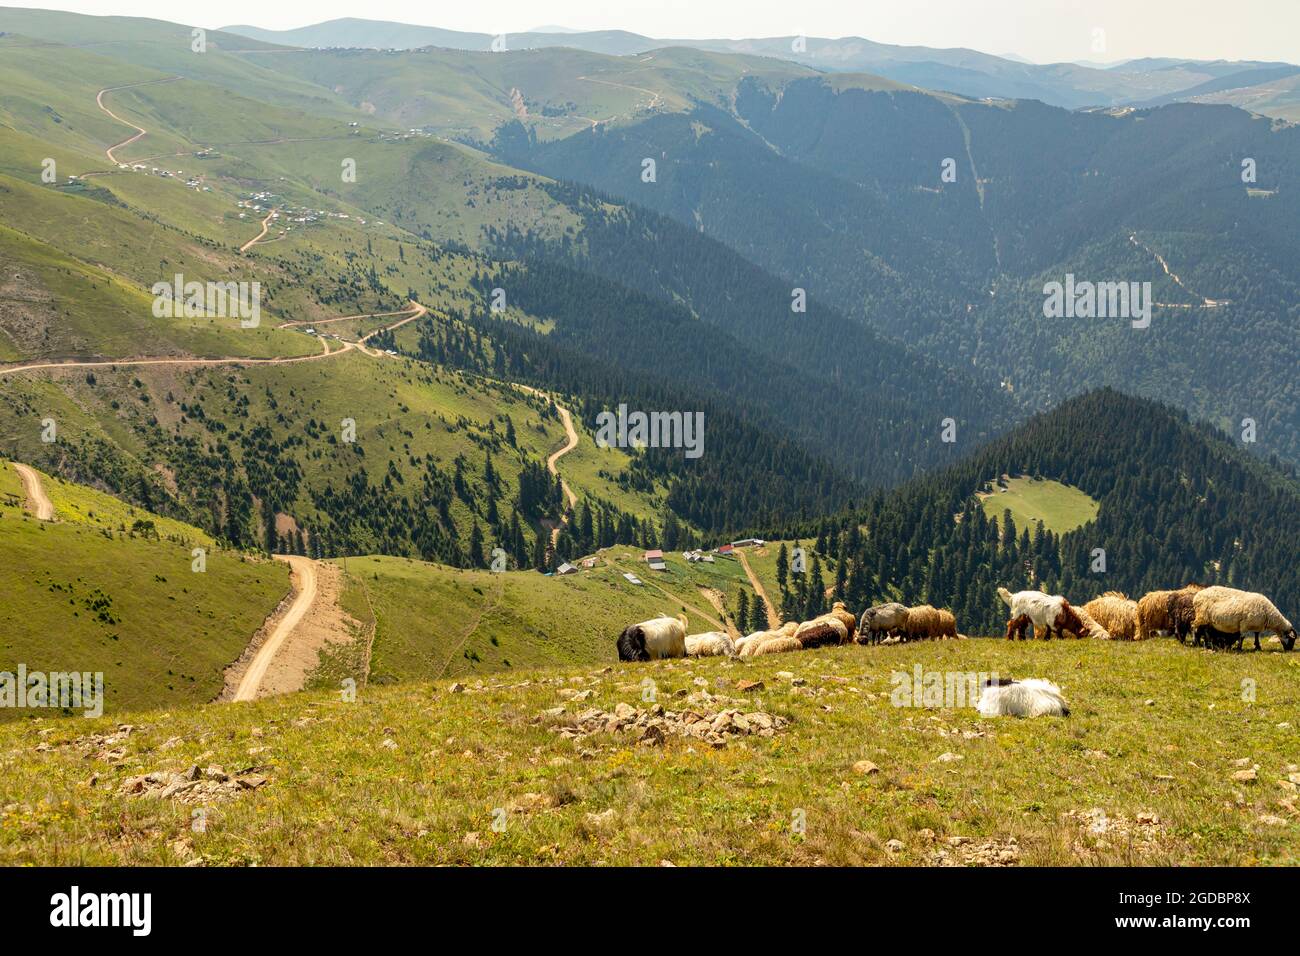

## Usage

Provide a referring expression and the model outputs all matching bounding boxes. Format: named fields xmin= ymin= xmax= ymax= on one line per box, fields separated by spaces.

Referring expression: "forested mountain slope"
xmin=771 ymin=389 xmax=1300 ymax=634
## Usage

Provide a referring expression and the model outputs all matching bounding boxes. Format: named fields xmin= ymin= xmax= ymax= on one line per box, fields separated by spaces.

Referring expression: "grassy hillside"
xmin=979 ymin=477 xmax=1100 ymax=536
xmin=332 ymin=547 xmax=753 ymax=685
xmin=2 ymin=637 xmax=1296 ymax=864
xmin=0 ymin=461 xmax=287 ymax=718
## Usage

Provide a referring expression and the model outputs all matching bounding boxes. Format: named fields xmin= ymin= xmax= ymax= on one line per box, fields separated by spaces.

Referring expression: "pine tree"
xmin=468 ymin=522 xmax=486 ymax=568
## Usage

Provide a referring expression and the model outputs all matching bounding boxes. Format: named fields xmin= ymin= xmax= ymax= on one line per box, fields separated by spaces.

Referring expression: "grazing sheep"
xmin=1192 ymin=586 xmax=1297 ymax=652
xmin=858 ymin=603 xmax=908 ymax=645
xmin=977 ymin=678 xmax=1070 ymax=718
xmin=1135 ymin=590 xmax=1173 ymax=641
xmin=750 ymin=635 xmax=803 ymax=656
xmin=1167 ymin=588 xmax=1204 ymax=644
xmin=1135 ymin=585 xmax=1204 ymax=641
xmin=1070 ymin=604 xmax=1111 ymax=640
xmin=1082 ymin=592 xmax=1137 ymax=641
xmin=617 ymin=614 xmax=688 ymax=662
xmin=794 ymin=614 xmax=849 ymax=649
xmin=996 ymin=587 xmax=1086 ymax=641
xmin=829 ymin=601 xmax=858 ymax=642
xmin=685 ymin=630 xmax=736 ymax=657
xmin=897 ymin=604 xmax=957 ymax=641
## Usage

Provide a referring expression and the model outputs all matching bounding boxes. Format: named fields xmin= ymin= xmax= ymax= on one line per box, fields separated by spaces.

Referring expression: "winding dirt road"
xmin=515 ymin=385 xmax=579 ymax=546
xmin=737 ymin=549 xmax=781 ymax=629
xmin=240 ymin=208 xmax=279 ymax=253
xmin=96 ymin=78 xmax=179 ymax=164
xmin=1128 ymin=234 xmax=1229 ymax=308
xmin=13 ymin=462 xmax=54 ymax=521
xmin=0 ymin=303 xmax=426 ymax=379
xmin=233 ymin=555 xmax=317 ymax=702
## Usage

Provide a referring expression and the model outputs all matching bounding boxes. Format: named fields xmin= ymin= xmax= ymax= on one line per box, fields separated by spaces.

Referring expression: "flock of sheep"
xmin=615 ymin=583 xmax=1296 ymax=663
xmin=998 ymin=584 xmax=1296 ymax=651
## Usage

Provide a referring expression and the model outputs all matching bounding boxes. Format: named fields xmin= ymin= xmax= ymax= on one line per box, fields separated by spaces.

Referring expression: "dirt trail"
xmin=515 ymin=385 xmax=579 ymax=546
xmin=737 ymin=549 xmax=781 ymax=629
xmin=1128 ymin=234 xmax=1229 ymax=308
xmin=547 ymin=404 xmax=580 ymax=546
xmin=13 ymin=462 xmax=54 ymax=521
xmin=240 ymin=208 xmax=278 ymax=253
xmin=96 ymin=78 xmax=179 ymax=163
xmin=699 ymin=586 xmax=741 ymax=639
xmin=0 ymin=303 xmax=425 ymax=378
xmin=230 ymin=555 xmax=317 ymax=702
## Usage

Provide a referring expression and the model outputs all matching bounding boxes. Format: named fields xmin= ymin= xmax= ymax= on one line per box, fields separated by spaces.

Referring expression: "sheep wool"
xmin=977 ymin=678 xmax=1070 ymax=717
xmin=828 ymin=602 xmax=858 ymax=642
xmin=1192 ymin=586 xmax=1297 ymax=651
xmin=750 ymin=636 xmax=803 ymax=656
xmin=685 ymin=631 xmax=736 ymax=657
xmin=616 ymin=614 xmax=688 ymax=662
xmin=794 ymin=615 xmax=849 ymax=649
xmin=1082 ymin=592 xmax=1137 ymax=641
xmin=858 ymin=603 xmax=909 ymax=644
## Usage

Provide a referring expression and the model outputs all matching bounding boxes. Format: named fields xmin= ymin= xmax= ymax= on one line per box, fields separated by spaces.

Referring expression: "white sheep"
xmin=617 ymin=614 xmax=688 ymax=662
xmin=977 ymin=678 xmax=1070 ymax=717
xmin=685 ymin=630 xmax=737 ymax=657
xmin=1191 ymin=586 xmax=1296 ymax=651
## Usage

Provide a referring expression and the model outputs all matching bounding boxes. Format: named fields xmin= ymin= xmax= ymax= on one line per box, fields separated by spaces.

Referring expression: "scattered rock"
xmin=119 ymin=767 xmax=267 ymax=804
xmin=1231 ymin=768 xmax=1258 ymax=783
xmin=541 ymin=703 xmax=788 ymax=748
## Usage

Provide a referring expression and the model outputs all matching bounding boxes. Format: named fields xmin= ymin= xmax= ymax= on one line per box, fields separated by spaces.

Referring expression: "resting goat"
xmin=977 ymin=678 xmax=1070 ymax=717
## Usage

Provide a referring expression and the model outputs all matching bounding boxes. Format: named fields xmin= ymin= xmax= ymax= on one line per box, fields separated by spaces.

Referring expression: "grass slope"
xmin=336 ymin=547 xmax=751 ymax=685
xmin=979 ymin=477 xmax=1100 ymax=536
xmin=1 ymin=638 xmax=1296 ymax=864
xmin=0 ymin=462 xmax=286 ymax=718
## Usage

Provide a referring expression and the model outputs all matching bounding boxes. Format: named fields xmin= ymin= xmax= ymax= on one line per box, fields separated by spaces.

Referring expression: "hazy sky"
xmin=16 ymin=1 xmax=1300 ymax=63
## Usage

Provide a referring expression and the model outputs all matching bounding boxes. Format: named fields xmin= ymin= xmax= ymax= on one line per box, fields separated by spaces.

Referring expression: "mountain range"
xmin=221 ymin=16 xmax=1300 ymax=118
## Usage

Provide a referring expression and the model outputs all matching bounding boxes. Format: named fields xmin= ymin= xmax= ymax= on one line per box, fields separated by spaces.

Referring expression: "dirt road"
xmin=13 ymin=462 xmax=54 ymax=521
xmin=240 ymin=208 xmax=278 ymax=253
xmin=515 ymin=385 xmax=579 ymax=547
xmin=96 ymin=78 xmax=179 ymax=163
xmin=233 ymin=555 xmax=317 ymax=702
xmin=737 ymin=549 xmax=781 ymax=629
xmin=0 ymin=303 xmax=425 ymax=378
